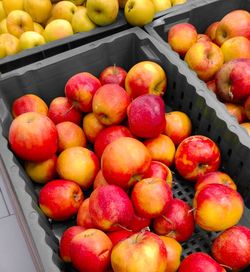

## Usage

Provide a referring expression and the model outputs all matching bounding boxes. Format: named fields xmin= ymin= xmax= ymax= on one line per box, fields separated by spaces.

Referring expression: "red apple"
xmin=153 ymin=198 xmax=195 ymax=242
xmin=94 ymin=125 xmax=133 ymax=158
xmin=205 ymin=21 xmax=219 ymax=43
xmin=212 ymin=225 xmax=250 ymax=271
xmin=99 ymin=65 xmax=127 ymax=87
xmin=179 ymin=252 xmax=225 ymax=272
xmin=93 ymin=169 xmax=109 ymax=189
xmin=174 ymin=135 xmax=221 ymax=181
xmin=76 ymin=198 xmax=95 ymax=229
xmin=92 ymin=83 xmax=131 ymax=126
xmin=131 ymin=177 xmax=173 ymax=218
xmin=196 ymin=34 xmax=211 ymax=43
xmin=193 ymin=183 xmax=244 ymax=232
xmin=101 ymin=137 xmax=151 ymax=189
xmin=12 ymin=93 xmax=48 ymax=118
xmin=59 ymin=226 xmax=86 ymax=263
xmin=65 ymin=72 xmax=101 ymax=112
xmin=127 ymin=94 xmax=166 ymax=138
xmin=48 ymin=96 xmax=83 ymax=125
xmin=125 ymin=61 xmax=167 ymax=98
xmin=111 ymin=231 xmax=168 ymax=272
xmin=244 ymin=95 xmax=250 ymax=120
xmin=89 ymin=184 xmax=134 ymax=232
xmin=206 ymin=79 xmax=217 ymax=93
xmin=39 ymin=179 xmax=84 ymax=221
xmin=70 ymin=228 xmax=113 ymax=272
xmin=9 ymin=112 xmax=58 ymax=162
xmin=107 ymin=229 xmax=135 ymax=247
xmin=224 ymin=102 xmax=247 ymax=123
xmin=128 ymin=212 xmax=151 ymax=232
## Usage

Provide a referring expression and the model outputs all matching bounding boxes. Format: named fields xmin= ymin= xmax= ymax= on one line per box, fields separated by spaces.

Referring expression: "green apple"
xmin=72 ymin=6 xmax=96 ymax=33
xmin=151 ymin=0 xmax=171 ymax=13
xmin=19 ymin=31 xmax=46 ymax=50
xmin=124 ymin=0 xmax=155 ymax=27
xmin=51 ymin=1 xmax=77 ymax=23
xmin=44 ymin=19 xmax=73 ymax=42
xmin=86 ymin=0 xmax=119 ymax=26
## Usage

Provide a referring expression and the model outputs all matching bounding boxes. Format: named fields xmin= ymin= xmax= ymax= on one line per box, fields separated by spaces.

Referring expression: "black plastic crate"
xmin=0 ymin=27 xmax=249 ymax=272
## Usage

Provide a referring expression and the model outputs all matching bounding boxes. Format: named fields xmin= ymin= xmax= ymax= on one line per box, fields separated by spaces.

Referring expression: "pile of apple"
xmin=8 ymin=60 xmax=250 ymax=272
xmin=167 ymin=9 xmax=250 ymax=134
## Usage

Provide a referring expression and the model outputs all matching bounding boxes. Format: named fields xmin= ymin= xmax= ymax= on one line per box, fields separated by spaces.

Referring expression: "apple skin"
xmin=128 ymin=211 xmax=151 ymax=232
xmin=48 ymin=96 xmax=83 ymax=125
xmin=51 ymin=1 xmax=77 ymax=23
xmin=9 ymin=112 xmax=58 ymax=162
xmin=240 ymin=122 xmax=250 ymax=136
xmin=65 ymin=72 xmax=101 ymax=113
xmin=99 ymin=65 xmax=127 ymax=88
xmin=101 ymin=137 xmax=151 ymax=189
xmin=107 ymin=229 xmax=135 ymax=247
xmin=24 ymin=0 xmax=52 ymax=24
xmin=174 ymin=135 xmax=221 ymax=181
xmin=111 ymin=231 xmax=168 ymax=272
xmin=151 ymin=0 xmax=172 ymax=13
xmin=215 ymin=9 xmax=250 ymax=46
xmin=205 ymin=21 xmax=219 ymax=43
xmin=184 ymin=40 xmax=224 ymax=82
xmin=2 ymin=0 xmax=24 ymax=15
xmin=206 ymin=79 xmax=217 ymax=94
xmin=215 ymin=58 xmax=250 ymax=103
xmin=76 ymin=198 xmax=95 ymax=229
xmin=193 ymin=183 xmax=244 ymax=232
xmin=127 ymin=94 xmax=166 ymax=138
xmin=44 ymin=19 xmax=73 ymax=42
xmin=131 ymin=177 xmax=173 ymax=218
xmin=39 ymin=179 xmax=84 ymax=221
xmin=70 ymin=228 xmax=113 ymax=272
xmin=167 ymin=23 xmax=198 ymax=57
xmin=57 ymin=146 xmax=99 ymax=190
xmin=0 ymin=32 xmax=20 ymax=57
xmin=12 ymin=94 xmax=48 ymax=118
xmin=153 ymin=198 xmax=195 ymax=242
xmin=178 ymin=252 xmax=226 ymax=272
xmin=93 ymin=169 xmax=109 ymax=189
xmin=125 ymin=61 xmax=167 ymax=98
xmin=212 ymin=225 xmax=250 ymax=271
xmin=59 ymin=226 xmax=86 ymax=263
xmin=94 ymin=125 xmax=133 ymax=158
xmin=92 ymin=83 xmax=131 ymax=126
xmin=89 ymin=184 xmax=134 ymax=232
xmin=71 ymin=6 xmax=96 ymax=33
xmin=196 ymin=34 xmax=211 ymax=43
xmin=224 ymin=102 xmax=247 ymax=124
xmin=19 ymin=31 xmax=46 ymax=50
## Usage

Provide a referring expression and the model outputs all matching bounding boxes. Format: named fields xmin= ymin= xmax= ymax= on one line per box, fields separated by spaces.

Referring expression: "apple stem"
xmin=165 ymin=230 xmax=176 ymax=238
xmin=188 ymin=208 xmax=196 ymax=214
xmin=63 ymin=103 xmax=75 ymax=116
xmin=115 ymin=224 xmax=133 ymax=232
xmin=161 ymin=215 xmax=173 ymax=225
xmin=113 ymin=63 xmax=118 ymax=75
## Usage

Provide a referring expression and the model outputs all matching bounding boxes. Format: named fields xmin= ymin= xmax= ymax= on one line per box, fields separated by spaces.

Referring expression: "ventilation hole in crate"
xmin=207 ymin=124 xmax=211 ymax=132
xmin=180 ymin=91 xmax=184 ymax=100
xmin=217 ymin=136 xmax=221 ymax=144
xmin=189 ymin=102 xmax=193 ymax=110
xmin=239 ymin=161 xmax=244 ymax=169
xmin=227 ymin=149 xmax=232 ymax=157
xmin=197 ymin=113 xmax=202 ymax=121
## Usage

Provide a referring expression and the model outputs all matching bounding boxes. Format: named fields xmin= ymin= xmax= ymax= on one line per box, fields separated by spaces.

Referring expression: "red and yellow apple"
xmin=76 ymin=198 xmax=95 ymax=229
xmin=99 ymin=65 xmax=127 ymax=88
xmin=224 ymin=102 xmax=247 ymax=123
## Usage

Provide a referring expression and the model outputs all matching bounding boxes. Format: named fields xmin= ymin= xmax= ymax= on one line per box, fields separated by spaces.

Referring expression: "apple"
xmin=59 ymin=226 xmax=86 ymax=262
xmin=12 ymin=94 xmax=48 ymax=118
xmin=39 ymin=179 xmax=84 ymax=221
xmin=244 ymin=95 xmax=250 ymax=120
xmin=2 ymin=0 xmax=24 ymax=15
xmin=168 ymin=23 xmax=198 ymax=57
xmin=144 ymin=134 xmax=176 ymax=167
xmin=51 ymin=1 xmax=77 ymax=23
xmin=101 ymin=137 xmax=151 ymax=189
xmin=212 ymin=225 xmax=250 ymax=271
xmin=94 ymin=125 xmax=133 ymax=158
xmin=193 ymin=183 xmax=244 ymax=232
xmin=221 ymin=36 xmax=250 ymax=62
xmin=92 ymin=83 xmax=131 ymax=126
xmin=111 ymin=231 xmax=168 ymax=272
xmin=125 ymin=61 xmax=167 ymax=98
xmin=215 ymin=58 xmax=250 ymax=103
xmin=19 ymin=31 xmax=46 ymax=50
xmin=70 ymin=228 xmax=113 ymax=272
xmin=129 ymin=211 xmax=151 ymax=232
xmin=0 ymin=2 xmax=6 ymax=21
xmin=224 ymin=102 xmax=247 ymax=124
xmin=71 ymin=6 xmax=96 ymax=33
xmin=107 ymin=229 xmax=135 ymax=247
xmin=164 ymin=111 xmax=192 ymax=145
xmin=215 ymin=9 xmax=250 ymax=46
xmin=159 ymin=236 xmax=182 ymax=272
xmin=174 ymin=135 xmax=221 ymax=181
xmin=184 ymin=40 xmax=224 ymax=82
xmin=124 ymin=0 xmax=155 ymax=27
xmin=127 ymin=94 xmax=166 ymax=138
xmin=44 ymin=19 xmax=73 ymax=42
xmin=0 ymin=19 xmax=8 ymax=34
xmin=82 ymin=112 xmax=106 ymax=143
xmin=56 ymin=121 xmax=86 ymax=152
xmin=196 ymin=33 xmax=211 ymax=43
xmin=76 ymin=198 xmax=95 ymax=228
xmin=99 ymin=65 xmax=127 ymax=88
xmin=33 ymin=22 xmax=44 ymax=35
xmin=151 ymin=0 xmax=171 ymax=13
xmin=89 ymin=184 xmax=134 ymax=231
xmin=0 ymin=33 xmax=20 ymax=57
xmin=9 ymin=112 xmax=58 ymax=161
xmin=240 ymin=122 xmax=250 ymax=136
xmin=153 ymin=198 xmax=195 ymax=242
xmin=93 ymin=170 xmax=108 ymax=189
xmin=131 ymin=177 xmax=173 ymax=218
xmin=24 ymin=0 xmax=52 ymax=24
xmin=86 ymin=0 xmax=119 ymax=26
xmin=206 ymin=79 xmax=217 ymax=93
xmin=48 ymin=96 xmax=83 ymax=125
xmin=57 ymin=146 xmax=99 ymax=189
xmin=64 ymin=72 xmax=101 ymax=113
xmin=24 ymin=154 xmax=57 ymax=184
xmin=195 ymin=171 xmax=237 ymax=192
xmin=171 ymin=0 xmax=186 ymax=5
xmin=205 ymin=21 xmax=219 ymax=43
xmin=178 ymin=252 xmax=225 ymax=272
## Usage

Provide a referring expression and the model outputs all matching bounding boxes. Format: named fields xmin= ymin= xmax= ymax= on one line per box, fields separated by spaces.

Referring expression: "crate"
xmin=0 ymin=27 xmax=249 ymax=272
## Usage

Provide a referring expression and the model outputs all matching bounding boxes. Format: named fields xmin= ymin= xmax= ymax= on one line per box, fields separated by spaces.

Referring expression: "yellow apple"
xmin=151 ymin=0 xmax=172 ymax=13
xmin=6 ymin=10 xmax=34 ymax=38
xmin=0 ymin=2 xmax=6 ymax=21
xmin=0 ymin=33 xmax=20 ymax=56
xmin=86 ymin=0 xmax=119 ymax=26
xmin=51 ymin=1 xmax=77 ymax=23
xmin=0 ymin=42 xmax=6 ymax=58
xmin=124 ymin=0 xmax=155 ymax=27
xmin=118 ymin=0 xmax=128 ymax=8
xmin=0 ymin=18 xmax=7 ymax=33
xmin=71 ymin=6 xmax=96 ymax=33
xmin=67 ymin=0 xmax=86 ymax=5
xmin=23 ymin=0 xmax=52 ymax=24
xmin=33 ymin=22 xmax=44 ymax=35
xmin=44 ymin=19 xmax=73 ymax=42
xmin=19 ymin=31 xmax=46 ymax=50
xmin=171 ymin=0 xmax=186 ymax=5
xmin=2 ymin=0 xmax=24 ymax=14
